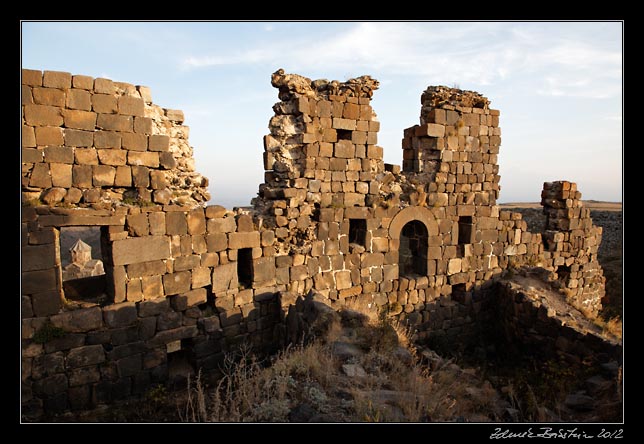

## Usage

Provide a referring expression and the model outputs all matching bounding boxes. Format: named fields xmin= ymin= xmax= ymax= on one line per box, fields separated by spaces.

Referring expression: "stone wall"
xmin=493 ymin=276 xmax=620 ymax=365
xmin=21 ymin=68 xmax=609 ymax=418
xmin=21 ymin=69 xmax=209 ymax=208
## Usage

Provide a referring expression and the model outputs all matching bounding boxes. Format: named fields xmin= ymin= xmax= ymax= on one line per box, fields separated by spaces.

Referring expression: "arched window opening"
xmin=400 ymin=220 xmax=428 ymax=277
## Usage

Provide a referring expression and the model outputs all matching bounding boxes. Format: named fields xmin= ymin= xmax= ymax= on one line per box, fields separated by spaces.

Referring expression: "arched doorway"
xmin=400 ymin=220 xmax=428 ymax=277
xmin=388 ymin=206 xmax=438 ymax=281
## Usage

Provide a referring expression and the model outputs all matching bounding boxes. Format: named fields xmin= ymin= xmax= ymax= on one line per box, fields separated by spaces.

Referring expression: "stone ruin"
xmin=21 ymin=68 xmax=612 ymax=418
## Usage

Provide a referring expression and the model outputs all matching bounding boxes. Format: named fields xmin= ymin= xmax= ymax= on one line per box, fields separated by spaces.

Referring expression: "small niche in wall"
xmin=337 ymin=129 xmax=352 ymax=141
xmin=457 ymin=216 xmax=473 ymax=257
xmin=237 ymin=248 xmax=253 ymax=289
xmin=349 ymin=219 xmax=367 ymax=248
xmin=557 ymin=265 xmax=571 ymax=283
xmin=458 ymin=216 xmax=473 ymax=245
xmin=167 ymin=339 xmax=195 ymax=389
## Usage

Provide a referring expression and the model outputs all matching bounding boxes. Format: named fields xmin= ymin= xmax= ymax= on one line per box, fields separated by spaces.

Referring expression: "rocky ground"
xmin=43 ymin=290 xmax=621 ymax=423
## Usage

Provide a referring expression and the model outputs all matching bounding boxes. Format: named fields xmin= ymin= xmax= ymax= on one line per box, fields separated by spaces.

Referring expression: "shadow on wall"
xmin=22 ymin=287 xmax=287 ymax=417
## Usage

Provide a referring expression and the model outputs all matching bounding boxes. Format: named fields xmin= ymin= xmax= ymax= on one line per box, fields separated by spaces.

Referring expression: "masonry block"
xmin=162 ymin=271 xmax=191 ymax=296
xmin=112 ymin=236 xmax=170 ymax=266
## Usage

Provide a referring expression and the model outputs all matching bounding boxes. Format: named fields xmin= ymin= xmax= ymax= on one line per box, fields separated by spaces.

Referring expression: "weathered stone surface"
xmin=191 ymin=267 xmax=211 ymax=288
xmin=43 ymin=70 xmax=72 ymax=89
xmin=92 ymin=94 xmax=118 ymax=114
xmin=148 ymin=135 xmax=170 ymax=152
xmin=22 ymin=269 xmax=58 ymax=295
xmin=66 ymin=345 xmax=105 ymax=368
xmin=253 ymin=257 xmax=276 ymax=286
xmin=131 ymin=166 xmax=150 ymax=187
xmin=166 ymin=212 xmax=188 ymax=235
xmin=171 ymin=288 xmax=207 ymax=311
xmin=126 ymin=260 xmax=165 ymax=278
xmin=117 ymin=354 xmax=142 ymax=377
xmin=31 ymin=88 xmax=65 ymax=107
xmin=50 ymin=307 xmax=103 ymax=332
xmin=103 ymin=302 xmax=138 ymax=328
xmin=65 ymin=129 xmax=94 ymax=147
xmin=206 ymin=233 xmax=228 ymax=252
xmin=98 ymin=149 xmax=127 ymax=166
xmin=162 ymin=271 xmax=191 ymax=296
xmin=97 ymin=114 xmax=133 ymax=132
xmin=35 ymin=126 xmax=64 ymax=146
xmin=112 ymin=236 xmax=170 ymax=266
xmin=140 ymin=276 xmax=163 ymax=301
xmin=212 ymin=262 xmax=237 ymax=292
xmin=30 ymin=290 xmax=61 ymax=317
xmin=24 ymin=105 xmax=63 ymax=127
xmin=92 ymin=165 xmax=116 ymax=186
xmin=73 ymin=75 xmax=94 ymax=90
xmin=158 ymin=152 xmax=176 ymax=169
xmin=138 ymin=297 xmax=169 ymax=318
xmin=94 ymin=130 xmax=121 ymax=149
xmin=205 ymin=205 xmax=227 ymax=218
xmin=174 ymin=255 xmax=200 ymax=271
xmin=118 ymin=95 xmax=145 ymax=116
xmin=187 ymin=209 xmax=206 ymax=235
xmin=128 ymin=151 xmax=159 ymax=168
xmin=29 ymin=163 xmax=52 ymax=188
xmin=207 ymin=217 xmax=236 ymax=233
xmin=44 ymin=146 xmax=74 ymax=164
xmin=146 ymin=325 xmax=198 ymax=347
xmin=69 ymin=366 xmax=101 ymax=387
xmin=22 ymin=69 xmax=43 ymax=86
xmin=335 ymin=271 xmax=352 ymax=290
xmin=63 ymin=109 xmax=97 ymax=130
xmin=22 ymin=243 xmax=56 ymax=272
xmin=22 ymin=126 xmax=36 ymax=147
xmin=228 ymin=232 xmax=260 ymax=249
xmin=66 ymin=89 xmax=91 ymax=111
xmin=94 ymin=78 xmax=115 ymax=94
xmin=33 ymin=374 xmax=68 ymax=396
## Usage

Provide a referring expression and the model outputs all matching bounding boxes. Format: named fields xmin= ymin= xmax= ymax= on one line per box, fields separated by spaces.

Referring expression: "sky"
xmin=21 ymin=21 xmax=623 ymax=208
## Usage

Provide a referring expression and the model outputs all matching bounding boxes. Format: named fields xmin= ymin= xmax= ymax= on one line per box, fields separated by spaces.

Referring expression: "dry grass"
xmin=181 ymin=342 xmax=336 ymax=422
xmin=182 ymin=306 xmax=503 ymax=422
xmin=594 ymin=316 xmax=622 ymax=341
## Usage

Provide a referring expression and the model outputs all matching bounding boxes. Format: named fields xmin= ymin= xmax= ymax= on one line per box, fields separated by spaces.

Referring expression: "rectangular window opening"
xmin=237 ymin=248 xmax=253 ymax=289
xmin=458 ymin=216 xmax=473 ymax=245
xmin=557 ymin=265 xmax=571 ymax=282
xmin=337 ymin=129 xmax=352 ymax=141
xmin=349 ymin=219 xmax=367 ymax=247
xmin=457 ymin=216 xmax=473 ymax=257
xmin=59 ymin=226 xmax=110 ymax=304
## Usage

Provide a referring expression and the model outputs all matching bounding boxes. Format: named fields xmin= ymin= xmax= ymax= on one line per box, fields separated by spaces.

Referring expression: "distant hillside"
xmin=500 ymin=201 xmax=621 ymax=212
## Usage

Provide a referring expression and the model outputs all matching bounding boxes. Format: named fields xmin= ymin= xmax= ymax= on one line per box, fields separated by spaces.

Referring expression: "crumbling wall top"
xmin=420 ymin=85 xmax=490 ymax=109
xmin=271 ymin=68 xmax=379 ymax=100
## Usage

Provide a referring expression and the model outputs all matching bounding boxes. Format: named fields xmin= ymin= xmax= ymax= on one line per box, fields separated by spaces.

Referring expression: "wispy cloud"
xmin=183 ymin=48 xmax=274 ymax=68
xmin=180 ymin=22 xmax=622 ymax=99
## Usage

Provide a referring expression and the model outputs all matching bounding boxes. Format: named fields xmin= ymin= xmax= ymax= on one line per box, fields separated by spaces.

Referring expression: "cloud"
xmin=180 ymin=22 xmax=622 ymax=99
